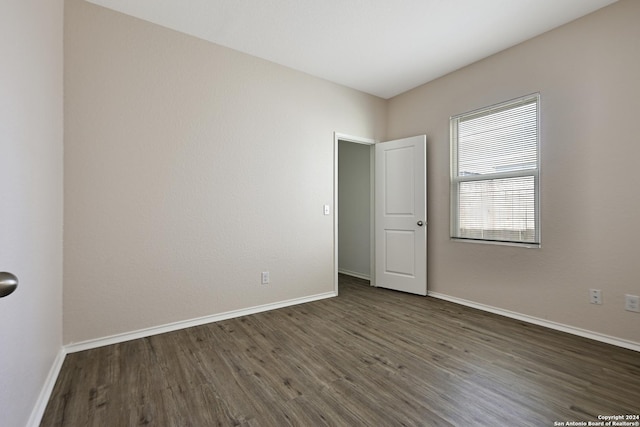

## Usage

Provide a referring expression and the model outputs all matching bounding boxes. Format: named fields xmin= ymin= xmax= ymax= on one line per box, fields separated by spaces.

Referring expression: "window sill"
xmin=451 ymin=237 xmax=540 ymax=249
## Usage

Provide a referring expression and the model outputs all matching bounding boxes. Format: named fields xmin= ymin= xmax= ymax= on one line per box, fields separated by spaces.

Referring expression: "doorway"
xmin=334 ymin=133 xmax=375 ymax=294
xmin=334 ymin=133 xmax=428 ymax=296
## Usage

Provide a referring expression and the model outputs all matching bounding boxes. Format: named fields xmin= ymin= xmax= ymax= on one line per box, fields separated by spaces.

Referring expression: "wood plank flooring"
xmin=41 ymin=275 xmax=640 ymax=426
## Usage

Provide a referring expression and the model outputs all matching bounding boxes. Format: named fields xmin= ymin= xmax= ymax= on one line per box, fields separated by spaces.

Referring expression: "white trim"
xmin=65 ymin=291 xmax=336 ymax=353
xmin=369 ymin=145 xmax=376 ymax=287
xmin=338 ymin=269 xmax=371 ymax=281
xmin=333 ymin=132 xmax=376 ymax=296
xmin=428 ymin=291 xmax=640 ymax=353
xmin=333 ymin=133 xmax=376 ymax=145
xmin=27 ymin=348 xmax=67 ymax=427
xmin=451 ymin=237 xmax=540 ymax=249
xmin=450 ymin=92 xmax=540 ymax=121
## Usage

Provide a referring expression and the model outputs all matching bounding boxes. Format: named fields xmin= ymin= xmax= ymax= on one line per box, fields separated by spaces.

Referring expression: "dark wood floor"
xmin=41 ymin=275 xmax=640 ymax=426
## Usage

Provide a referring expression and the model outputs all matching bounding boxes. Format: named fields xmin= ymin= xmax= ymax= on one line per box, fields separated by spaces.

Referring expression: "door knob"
xmin=0 ymin=272 xmax=18 ymax=298
xmin=417 ymin=221 xmax=424 ymax=227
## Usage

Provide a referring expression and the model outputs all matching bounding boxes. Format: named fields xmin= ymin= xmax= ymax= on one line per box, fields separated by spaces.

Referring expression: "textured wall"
xmin=387 ymin=0 xmax=640 ymax=344
xmin=0 ymin=0 xmax=64 ymax=425
xmin=64 ymin=0 xmax=386 ymax=343
xmin=338 ymin=141 xmax=372 ymax=278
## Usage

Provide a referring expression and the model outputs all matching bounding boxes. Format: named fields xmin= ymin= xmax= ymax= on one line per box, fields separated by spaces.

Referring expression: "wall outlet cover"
xmin=625 ymin=294 xmax=639 ymax=312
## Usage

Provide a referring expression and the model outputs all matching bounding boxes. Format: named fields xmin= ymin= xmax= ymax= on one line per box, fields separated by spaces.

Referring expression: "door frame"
xmin=333 ymin=132 xmax=376 ymax=295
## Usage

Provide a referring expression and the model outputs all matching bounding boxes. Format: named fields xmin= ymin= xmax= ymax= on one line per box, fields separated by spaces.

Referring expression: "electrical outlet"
xmin=625 ymin=294 xmax=639 ymax=312
xmin=261 ymin=271 xmax=270 ymax=285
xmin=589 ymin=289 xmax=602 ymax=305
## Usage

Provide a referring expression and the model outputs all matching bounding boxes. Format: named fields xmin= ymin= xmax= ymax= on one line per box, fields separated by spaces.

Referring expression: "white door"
xmin=375 ymin=135 xmax=427 ymax=295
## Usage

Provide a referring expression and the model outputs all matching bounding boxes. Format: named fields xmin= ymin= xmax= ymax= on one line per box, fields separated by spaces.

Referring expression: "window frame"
xmin=450 ymin=93 xmax=541 ymax=248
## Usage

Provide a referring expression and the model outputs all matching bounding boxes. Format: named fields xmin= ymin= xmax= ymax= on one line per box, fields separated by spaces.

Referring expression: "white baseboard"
xmin=27 ymin=348 xmax=67 ymax=427
xmin=338 ymin=269 xmax=371 ymax=281
xmin=428 ymin=291 xmax=640 ymax=353
xmin=65 ymin=291 xmax=337 ymax=354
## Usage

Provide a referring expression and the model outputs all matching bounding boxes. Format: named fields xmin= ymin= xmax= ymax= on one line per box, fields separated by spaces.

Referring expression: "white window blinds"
xmin=451 ymin=94 xmax=540 ymax=246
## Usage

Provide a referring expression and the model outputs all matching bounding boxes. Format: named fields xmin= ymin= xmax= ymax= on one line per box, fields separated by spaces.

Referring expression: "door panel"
xmin=384 ymin=146 xmax=415 ymax=215
xmin=375 ymin=135 xmax=427 ymax=295
xmin=384 ymin=230 xmax=415 ymax=276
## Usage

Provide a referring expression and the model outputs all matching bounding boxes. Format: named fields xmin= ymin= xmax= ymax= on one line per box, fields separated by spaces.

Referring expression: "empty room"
xmin=1 ymin=0 xmax=639 ymax=426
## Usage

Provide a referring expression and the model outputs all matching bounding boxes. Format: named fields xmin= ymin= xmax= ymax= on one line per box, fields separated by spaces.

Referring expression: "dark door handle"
xmin=0 ymin=272 xmax=18 ymax=298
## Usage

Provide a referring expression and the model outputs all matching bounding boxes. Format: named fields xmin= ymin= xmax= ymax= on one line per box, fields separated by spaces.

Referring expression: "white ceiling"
xmin=86 ymin=0 xmax=617 ymax=99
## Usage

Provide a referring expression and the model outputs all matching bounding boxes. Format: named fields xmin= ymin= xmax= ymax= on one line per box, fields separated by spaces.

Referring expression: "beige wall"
xmin=64 ymin=0 xmax=639 ymax=346
xmin=0 ymin=0 xmax=64 ymax=425
xmin=387 ymin=0 xmax=640 ymax=343
xmin=64 ymin=0 xmax=386 ymax=343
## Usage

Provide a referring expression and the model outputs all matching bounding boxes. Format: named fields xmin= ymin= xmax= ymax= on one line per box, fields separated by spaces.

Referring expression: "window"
xmin=450 ymin=94 xmax=540 ymax=246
